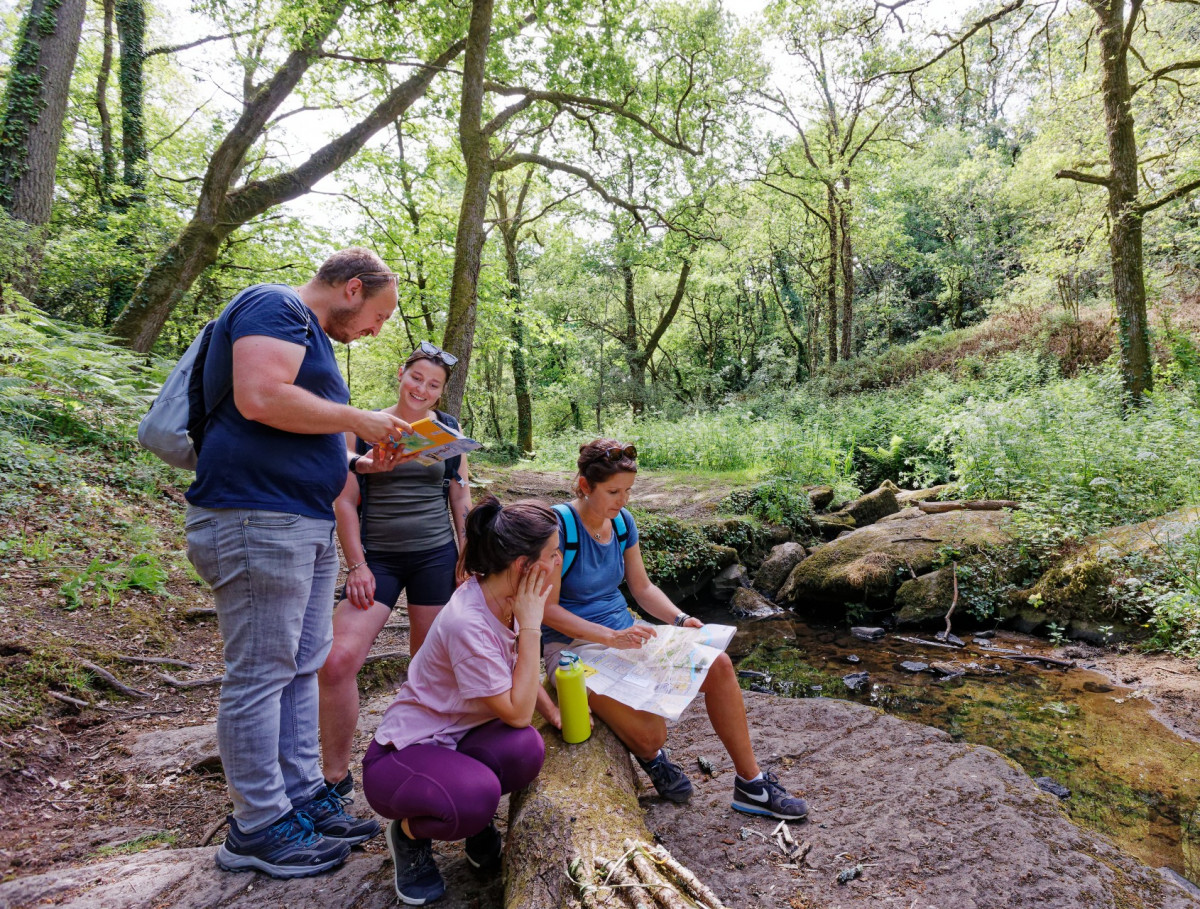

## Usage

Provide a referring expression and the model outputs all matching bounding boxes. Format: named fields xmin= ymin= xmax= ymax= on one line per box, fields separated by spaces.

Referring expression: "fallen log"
xmin=918 ymin=500 xmax=1021 ymax=514
xmin=506 ymin=718 xmax=647 ymax=908
xmin=505 ymin=719 xmax=729 ymax=909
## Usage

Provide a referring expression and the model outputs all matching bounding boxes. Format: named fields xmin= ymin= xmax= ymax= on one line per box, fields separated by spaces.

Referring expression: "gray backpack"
xmin=137 ymin=321 xmax=228 ymax=470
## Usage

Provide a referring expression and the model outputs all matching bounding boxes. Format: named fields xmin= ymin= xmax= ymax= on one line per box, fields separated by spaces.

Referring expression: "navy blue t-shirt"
xmin=186 ymin=284 xmax=350 ymax=520
xmin=544 ymin=505 xmax=640 ymax=646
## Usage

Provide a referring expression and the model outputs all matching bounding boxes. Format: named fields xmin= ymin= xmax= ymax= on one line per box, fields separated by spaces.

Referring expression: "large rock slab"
xmin=778 ymin=508 xmax=1014 ymax=612
xmin=645 ymin=694 xmax=1199 ymax=909
xmin=834 ymin=485 xmax=900 ymax=528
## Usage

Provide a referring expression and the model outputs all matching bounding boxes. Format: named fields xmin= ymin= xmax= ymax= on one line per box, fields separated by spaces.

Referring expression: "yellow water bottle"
xmin=556 ymin=651 xmax=591 ymax=744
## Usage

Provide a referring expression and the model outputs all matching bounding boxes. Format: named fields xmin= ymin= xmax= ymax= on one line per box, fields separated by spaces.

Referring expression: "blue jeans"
xmin=186 ymin=505 xmax=337 ymax=833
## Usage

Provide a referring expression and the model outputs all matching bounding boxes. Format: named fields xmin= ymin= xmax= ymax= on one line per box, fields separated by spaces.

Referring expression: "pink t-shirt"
xmin=373 ymin=576 xmax=518 ymax=752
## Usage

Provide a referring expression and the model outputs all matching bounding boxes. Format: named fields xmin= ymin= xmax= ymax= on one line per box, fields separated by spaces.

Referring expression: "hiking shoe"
xmin=215 ymin=811 xmax=350 ymax=878
xmin=298 ymin=787 xmax=381 ymax=846
xmin=731 ymin=771 xmax=808 ymax=820
xmin=386 ymin=820 xmax=446 ymax=905
xmin=327 ymin=770 xmax=355 ymax=802
xmin=637 ymin=750 xmax=693 ymax=803
xmin=464 ymin=820 xmax=502 ymax=873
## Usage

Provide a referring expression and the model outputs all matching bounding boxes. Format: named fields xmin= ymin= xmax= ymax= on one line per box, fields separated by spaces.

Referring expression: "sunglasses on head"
xmin=604 ymin=444 xmax=637 ymax=462
xmin=409 ymin=340 xmax=458 ymax=369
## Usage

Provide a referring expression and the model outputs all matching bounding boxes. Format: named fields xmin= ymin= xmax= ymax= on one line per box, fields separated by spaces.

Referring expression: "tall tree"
xmin=438 ymin=0 xmax=756 ymax=414
xmin=108 ymin=3 xmax=467 ymax=350
xmin=0 ymin=0 xmax=87 ymax=293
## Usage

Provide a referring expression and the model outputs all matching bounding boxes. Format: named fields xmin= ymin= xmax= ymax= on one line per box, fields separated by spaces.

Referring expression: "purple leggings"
xmin=362 ymin=720 xmax=545 ymax=841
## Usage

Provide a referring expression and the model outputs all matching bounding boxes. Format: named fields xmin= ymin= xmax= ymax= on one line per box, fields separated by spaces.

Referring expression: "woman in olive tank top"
xmin=317 ymin=342 xmax=470 ymax=796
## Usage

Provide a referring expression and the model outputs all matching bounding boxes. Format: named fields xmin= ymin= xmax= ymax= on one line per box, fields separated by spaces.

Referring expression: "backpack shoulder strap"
xmin=553 ymin=503 xmax=580 ymax=579
xmin=612 ymin=508 xmax=632 ymax=555
xmin=434 ymin=409 xmax=463 ymax=501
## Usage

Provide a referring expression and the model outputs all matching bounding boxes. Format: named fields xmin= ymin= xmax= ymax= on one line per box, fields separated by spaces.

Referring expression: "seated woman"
xmin=543 ymin=439 xmax=808 ymax=821
xmin=362 ymin=497 xmax=561 ymax=905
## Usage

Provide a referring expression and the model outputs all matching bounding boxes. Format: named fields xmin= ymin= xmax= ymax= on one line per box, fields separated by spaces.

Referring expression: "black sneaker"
xmin=298 ymin=787 xmax=381 ymax=846
xmin=731 ymin=771 xmax=808 ymax=820
xmin=636 ymin=750 xmax=693 ymax=803
xmin=215 ymin=811 xmax=350 ymax=879
xmin=327 ymin=770 xmax=355 ymax=802
xmin=464 ymin=820 xmax=502 ymax=873
xmin=386 ymin=820 xmax=446 ymax=905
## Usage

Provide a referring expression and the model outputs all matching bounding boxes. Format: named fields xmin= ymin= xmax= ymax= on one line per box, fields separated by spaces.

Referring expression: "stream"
xmin=695 ymin=604 xmax=1200 ymax=886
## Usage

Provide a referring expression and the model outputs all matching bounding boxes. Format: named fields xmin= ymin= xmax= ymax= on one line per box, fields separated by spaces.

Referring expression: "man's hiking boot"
xmin=464 ymin=820 xmax=502 ymax=873
xmin=386 ymin=820 xmax=446 ymax=905
xmin=731 ymin=771 xmax=808 ymax=820
xmin=298 ymin=787 xmax=380 ymax=845
xmin=636 ymin=750 xmax=693 ymax=803
xmin=215 ymin=811 xmax=350 ymax=878
xmin=327 ymin=770 xmax=355 ymax=802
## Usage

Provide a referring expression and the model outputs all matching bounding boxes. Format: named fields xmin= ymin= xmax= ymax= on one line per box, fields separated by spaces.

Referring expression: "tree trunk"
xmin=115 ymin=0 xmax=146 ymax=194
xmin=441 ymin=0 xmax=496 ymax=417
xmin=96 ymin=0 xmax=118 ymax=200
xmin=1092 ymin=0 xmax=1152 ymax=400
xmin=0 ymin=0 xmax=87 ymax=226
xmin=839 ymin=176 xmax=853 ymax=361
xmin=500 ymin=225 xmax=534 ymax=455
xmin=621 ymin=261 xmax=647 ymax=415
xmin=825 ymin=182 xmax=839 ymax=365
xmin=505 ymin=719 xmax=650 ymax=908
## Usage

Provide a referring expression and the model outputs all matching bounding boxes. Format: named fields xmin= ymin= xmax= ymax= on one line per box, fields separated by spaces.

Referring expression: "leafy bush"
xmin=721 ymin=477 xmax=814 ymax=535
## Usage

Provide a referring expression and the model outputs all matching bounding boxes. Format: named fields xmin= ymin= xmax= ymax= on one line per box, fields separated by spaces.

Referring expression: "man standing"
xmin=185 ymin=248 xmax=409 ymax=878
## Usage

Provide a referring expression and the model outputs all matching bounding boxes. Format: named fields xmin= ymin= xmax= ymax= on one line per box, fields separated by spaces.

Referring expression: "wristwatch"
xmin=349 ymin=454 xmax=363 ymax=474
xmin=673 ymin=613 xmax=691 ymax=626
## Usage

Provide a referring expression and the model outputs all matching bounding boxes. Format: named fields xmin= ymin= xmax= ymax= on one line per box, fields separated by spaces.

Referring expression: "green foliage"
xmin=0 ymin=296 xmax=161 ymax=449
xmin=59 ymin=552 xmax=166 ymax=610
xmin=96 ymin=831 xmax=177 ymax=856
xmin=721 ymin=477 xmax=813 ymax=535
xmin=631 ymin=509 xmax=723 ymax=586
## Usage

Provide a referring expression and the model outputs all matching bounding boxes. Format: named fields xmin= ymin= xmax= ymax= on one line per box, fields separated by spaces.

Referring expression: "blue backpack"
xmin=553 ymin=503 xmax=631 ymax=579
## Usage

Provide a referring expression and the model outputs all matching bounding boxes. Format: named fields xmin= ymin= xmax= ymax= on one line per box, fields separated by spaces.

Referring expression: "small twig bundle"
xmin=572 ymin=840 xmax=730 ymax=909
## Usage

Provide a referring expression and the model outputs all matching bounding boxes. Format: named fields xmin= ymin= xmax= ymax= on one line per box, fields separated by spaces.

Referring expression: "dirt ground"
xmin=3 ymin=465 xmax=1200 ymax=897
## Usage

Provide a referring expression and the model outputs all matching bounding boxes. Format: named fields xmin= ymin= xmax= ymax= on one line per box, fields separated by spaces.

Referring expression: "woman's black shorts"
xmin=344 ymin=539 xmax=458 ymax=608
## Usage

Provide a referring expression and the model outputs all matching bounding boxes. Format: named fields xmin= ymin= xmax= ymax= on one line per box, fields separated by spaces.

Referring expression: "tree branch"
xmin=144 ymin=29 xmax=253 ymax=58
xmin=1137 ymin=175 xmax=1200 ymax=214
xmin=1054 ymin=167 xmax=1112 ymax=187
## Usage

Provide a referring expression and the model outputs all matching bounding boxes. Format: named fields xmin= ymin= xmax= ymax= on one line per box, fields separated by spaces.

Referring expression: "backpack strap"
xmin=554 ymin=503 xmax=580 ymax=580
xmin=613 ymin=508 xmax=631 ymax=555
xmin=434 ymin=409 xmax=464 ymax=502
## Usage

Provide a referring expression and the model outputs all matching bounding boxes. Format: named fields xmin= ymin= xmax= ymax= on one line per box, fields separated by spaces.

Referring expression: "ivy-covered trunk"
xmin=839 ymin=175 xmax=853 ymax=361
xmin=1092 ymin=0 xmax=1152 ymax=401
xmin=0 ymin=0 xmax=87 ymax=226
xmin=825 ymin=181 xmax=839 ymax=365
xmin=500 ymin=224 xmax=534 ymax=455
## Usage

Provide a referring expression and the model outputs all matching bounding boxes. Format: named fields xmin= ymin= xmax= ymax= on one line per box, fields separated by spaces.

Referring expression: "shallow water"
xmin=701 ymin=607 xmax=1200 ymax=885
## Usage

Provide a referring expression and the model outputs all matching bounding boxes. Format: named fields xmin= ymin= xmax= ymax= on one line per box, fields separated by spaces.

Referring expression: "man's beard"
xmin=324 ymin=301 xmax=365 ymax=344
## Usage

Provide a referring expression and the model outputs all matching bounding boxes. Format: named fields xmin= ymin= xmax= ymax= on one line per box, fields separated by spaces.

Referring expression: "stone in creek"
xmin=846 ymin=654 xmax=861 ymax=664
xmin=750 ymin=684 xmax=772 ymax=694
xmin=738 ymin=669 xmax=768 ymax=680
xmin=1035 ymin=777 xmax=1071 ymax=799
xmin=935 ymin=631 xmax=966 ymax=647
xmin=851 ymin=626 xmax=886 ymax=641
xmin=899 ymin=661 xmax=930 ymax=673
xmin=843 ymin=671 xmax=870 ymax=692
xmin=974 ymin=630 xmax=996 ymax=639
xmin=930 ymin=661 xmax=965 ymax=680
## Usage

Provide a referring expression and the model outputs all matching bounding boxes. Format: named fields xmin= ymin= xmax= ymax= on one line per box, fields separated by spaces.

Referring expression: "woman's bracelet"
xmin=673 ymin=612 xmax=691 ymax=626
xmin=346 ymin=560 xmax=367 ymax=573
xmin=518 ymin=627 xmax=542 ymax=635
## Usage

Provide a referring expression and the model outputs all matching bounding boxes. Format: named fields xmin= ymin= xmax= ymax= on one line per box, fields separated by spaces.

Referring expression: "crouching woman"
xmin=362 ymin=496 xmax=561 ymax=905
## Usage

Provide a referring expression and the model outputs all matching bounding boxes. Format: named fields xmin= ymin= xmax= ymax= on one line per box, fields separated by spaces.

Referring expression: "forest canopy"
xmin=0 ymin=0 xmax=1198 ymax=437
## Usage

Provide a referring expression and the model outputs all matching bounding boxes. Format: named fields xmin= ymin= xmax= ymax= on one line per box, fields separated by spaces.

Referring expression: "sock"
xmin=738 ymin=772 xmax=764 ymax=784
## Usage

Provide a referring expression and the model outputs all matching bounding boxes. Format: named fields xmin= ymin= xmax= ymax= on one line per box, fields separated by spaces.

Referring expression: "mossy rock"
xmin=698 ymin=516 xmax=776 ymax=567
xmin=633 ymin=510 xmax=739 ymax=602
xmin=778 ymin=509 xmax=1014 ymax=617
xmin=1018 ymin=506 xmax=1200 ymax=635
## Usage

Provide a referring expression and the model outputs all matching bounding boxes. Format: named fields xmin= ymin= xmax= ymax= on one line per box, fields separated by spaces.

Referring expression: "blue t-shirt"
xmin=545 ymin=505 xmax=640 ymax=645
xmin=186 ymin=284 xmax=350 ymax=520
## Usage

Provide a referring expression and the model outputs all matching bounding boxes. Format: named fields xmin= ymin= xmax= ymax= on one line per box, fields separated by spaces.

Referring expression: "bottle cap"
xmin=559 ymin=650 xmax=578 ymax=667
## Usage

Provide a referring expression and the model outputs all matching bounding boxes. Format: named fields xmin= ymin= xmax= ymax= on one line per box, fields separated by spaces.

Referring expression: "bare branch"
xmin=1137 ymin=176 xmax=1200 ymax=214
xmin=1055 ymin=167 xmax=1112 ymax=187
xmin=145 ymin=29 xmax=253 ymax=58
